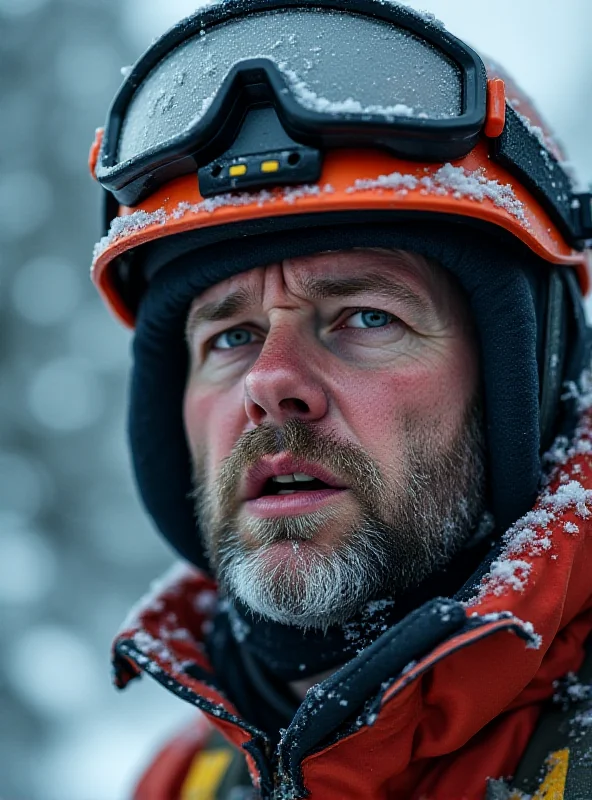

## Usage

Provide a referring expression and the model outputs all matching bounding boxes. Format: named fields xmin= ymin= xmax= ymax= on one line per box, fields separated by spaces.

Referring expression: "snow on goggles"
xmin=95 ymin=0 xmax=592 ymax=246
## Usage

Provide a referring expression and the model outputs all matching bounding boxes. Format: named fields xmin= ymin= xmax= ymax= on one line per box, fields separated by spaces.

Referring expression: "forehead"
xmin=192 ymin=248 xmax=445 ymax=306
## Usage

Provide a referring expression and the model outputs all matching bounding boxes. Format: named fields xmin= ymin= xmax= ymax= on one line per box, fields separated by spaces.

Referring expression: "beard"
xmin=191 ymin=399 xmax=486 ymax=631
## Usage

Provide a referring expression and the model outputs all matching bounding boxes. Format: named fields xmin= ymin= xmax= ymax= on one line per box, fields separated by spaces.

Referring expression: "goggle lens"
xmin=115 ymin=8 xmax=463 ymax=167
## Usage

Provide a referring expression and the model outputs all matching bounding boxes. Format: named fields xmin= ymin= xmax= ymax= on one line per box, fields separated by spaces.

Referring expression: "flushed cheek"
xmin=338 ymin=356 xmax=475 ymax=463
xmin=183 ymin=386 xmax=244 ymax=475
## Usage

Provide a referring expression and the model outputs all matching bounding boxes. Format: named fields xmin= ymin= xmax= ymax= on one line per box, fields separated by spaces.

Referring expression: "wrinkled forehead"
xmin=190 ymin=248 xmax=452 ymax=310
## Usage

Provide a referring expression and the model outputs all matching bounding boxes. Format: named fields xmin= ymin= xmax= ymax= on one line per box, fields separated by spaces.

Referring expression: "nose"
xmin=244 ymin=327 xmax=328 ymax=427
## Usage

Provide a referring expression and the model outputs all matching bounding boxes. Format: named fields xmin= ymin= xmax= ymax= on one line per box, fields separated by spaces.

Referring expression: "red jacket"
xmin=113 ymin=410 xmax=592 ymax=799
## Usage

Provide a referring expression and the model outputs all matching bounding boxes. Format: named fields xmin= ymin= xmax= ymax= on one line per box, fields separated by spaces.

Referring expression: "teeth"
xmin=271 ymin=473 xmax=315 ymax=483
xmin=277 ymin=489 xmax=297 ymax=495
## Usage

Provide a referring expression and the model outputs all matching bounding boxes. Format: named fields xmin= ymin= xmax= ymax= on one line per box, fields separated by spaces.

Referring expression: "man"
xmin=89 ymin=1 xmax=592 ymax=797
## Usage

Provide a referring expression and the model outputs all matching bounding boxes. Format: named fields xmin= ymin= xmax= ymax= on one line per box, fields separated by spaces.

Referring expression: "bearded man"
xmin=89 ymin=1 xmax=592 ymax=797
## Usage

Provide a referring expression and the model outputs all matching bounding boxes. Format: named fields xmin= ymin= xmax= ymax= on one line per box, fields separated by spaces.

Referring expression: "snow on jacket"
xmin=112 ymin=404 xmax=592 ymax=799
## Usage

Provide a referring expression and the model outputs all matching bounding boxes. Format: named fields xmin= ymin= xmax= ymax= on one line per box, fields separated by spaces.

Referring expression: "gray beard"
xmin=191 ymin=399 xmax=486 ymax=631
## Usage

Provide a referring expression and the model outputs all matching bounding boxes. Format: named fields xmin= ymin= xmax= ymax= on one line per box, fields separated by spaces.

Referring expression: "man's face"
xmin=183 ymin=249 xmax=485 ymax=629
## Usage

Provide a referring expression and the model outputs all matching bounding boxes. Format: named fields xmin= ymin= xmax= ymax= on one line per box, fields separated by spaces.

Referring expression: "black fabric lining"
xmin=204 ymin=607 xmax=300 ymax=744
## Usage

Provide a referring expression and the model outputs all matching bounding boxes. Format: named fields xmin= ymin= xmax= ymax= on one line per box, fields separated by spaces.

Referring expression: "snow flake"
xmin=469 ymin=611 xmax=511 ymax=623
xmin=280 ymin=67 xmax=428 ymax=119
xmin=544 ymin=435 xmax=571 ymax=467
xmin=346 ymin=172 xmax=419 ymax=193
xmin=572 ymin=708 xmax=592 ymax=728
xmin=486 ymin=559 xmax=532 ymax=595
xmin=92 ymin=185 xmax=335 ymax=264
xmin=131 ymin=630 xmax=184 ymax=672
xmin=341 ymin=597 xmax=397 ymax=649
xmin=553 ymin=672 xmax=592 ymax=709
xmin=520 ymin=620 xmax=543 ymax=650
xmin=469 ymin=611 xmax=541 ymax=649
xmin=193 ymin=590 xmax=217 ymax=615
xmin=541 ymin=480 xmax=592 ymax=518
xmin=421 ymin=164 xmax=528 ymax=224
xmin=168 ymin=627 xmax=194 ymax=642
xmin=576 ymin=438 xmax=592 ymax=454
xmin=562 ymin=369 xmax=592 ymax=412
xmin=283 ymin=183 xmax=333 ymax=203
xmin=433 ymin=601 xmax=455 ymax=622
xmin=93 ymin=208 xmax=167 ymax=262
xmin=564 ymin=521 xmax=579 ymax=534
xmin=228 ymin=606 xmax=250 ymax=643
xmin=346 ymin=163 xmax=528 ymax=224
xmin=415 ymin=9 xmax=445 ymax=28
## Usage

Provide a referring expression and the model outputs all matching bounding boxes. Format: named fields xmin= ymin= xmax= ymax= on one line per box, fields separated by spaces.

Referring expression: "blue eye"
xmin=212 ymin=328 xmax=254 ymax=349
xmin=346 ymin=309 xmax=395 ymax=328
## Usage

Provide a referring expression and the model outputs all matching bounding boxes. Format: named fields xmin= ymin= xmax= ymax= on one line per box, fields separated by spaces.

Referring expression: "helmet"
xmin=89 ymin=0 xmax=592 ymax=571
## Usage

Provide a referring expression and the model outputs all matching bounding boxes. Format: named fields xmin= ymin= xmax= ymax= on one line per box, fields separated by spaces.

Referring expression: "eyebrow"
xmin=185 ymin=273 xmax=435 ymax=341
xmin=186 ymin=287 xmax=259 ymax=342
xmin=299 ymin=273 xmax=433 ymax=317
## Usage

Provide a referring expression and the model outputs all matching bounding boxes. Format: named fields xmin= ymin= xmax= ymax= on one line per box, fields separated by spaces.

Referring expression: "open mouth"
xmin=258 ymin=473 xmax=333 ymax=497
xmin=244 ymin=466 xmax=348 ymax=518
xmin=241 ymin=458 xmax=349 ymax=514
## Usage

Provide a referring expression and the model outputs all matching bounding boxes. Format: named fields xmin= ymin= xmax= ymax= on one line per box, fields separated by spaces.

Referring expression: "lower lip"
xmin=244 ymin=489 xmax=347 ymax=517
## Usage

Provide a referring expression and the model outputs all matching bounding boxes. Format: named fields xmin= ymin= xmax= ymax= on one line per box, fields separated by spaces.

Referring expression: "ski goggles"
xmin=94 ymin=0 xmax=591 ymax=246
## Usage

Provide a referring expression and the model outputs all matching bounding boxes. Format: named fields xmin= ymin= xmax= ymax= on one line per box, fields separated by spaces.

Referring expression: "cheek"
xmin=183 ymin=383 xmax=245 ymax=475
xmin=337 ymin=340 xmax=478 ymax=456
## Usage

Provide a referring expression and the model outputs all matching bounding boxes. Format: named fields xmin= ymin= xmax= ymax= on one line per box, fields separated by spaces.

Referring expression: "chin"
xmin=220 ymin=539 xmax=374 ymax=630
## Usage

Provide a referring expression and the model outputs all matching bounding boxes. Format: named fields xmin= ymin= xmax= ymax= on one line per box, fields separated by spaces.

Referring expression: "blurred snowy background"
xmin=0 ymin=1 xmax=591 ymax=798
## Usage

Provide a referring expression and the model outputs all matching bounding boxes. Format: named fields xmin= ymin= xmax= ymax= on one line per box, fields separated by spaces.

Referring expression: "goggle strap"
xmin=493 ymin=106 xmax=580 ymax=246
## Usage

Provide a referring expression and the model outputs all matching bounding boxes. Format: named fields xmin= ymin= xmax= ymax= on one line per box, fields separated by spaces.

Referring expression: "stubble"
xmin=191 ymin=401 xmax=486 ymax=630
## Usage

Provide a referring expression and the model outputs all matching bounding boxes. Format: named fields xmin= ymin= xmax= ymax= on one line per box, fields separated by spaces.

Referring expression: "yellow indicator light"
xmin=261 ymin=160 xmax=280 ymax=173
xmin=229 ymin=164 xmax=247 ymax=177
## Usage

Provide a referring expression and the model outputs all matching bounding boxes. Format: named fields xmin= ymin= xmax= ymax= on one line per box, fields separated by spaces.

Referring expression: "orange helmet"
xmin=89 ymin=0 xmax=591 ymax=328
xmin=89 ymin=0 xmax=592 ymax=569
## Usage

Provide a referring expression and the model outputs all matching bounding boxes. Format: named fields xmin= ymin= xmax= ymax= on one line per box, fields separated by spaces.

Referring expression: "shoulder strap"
xmin=487 ymin=637 xmax=592 ymax=799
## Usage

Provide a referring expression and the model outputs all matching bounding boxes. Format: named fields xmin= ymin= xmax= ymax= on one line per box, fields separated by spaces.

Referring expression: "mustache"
xmin=215 ymin=419 xmax=388 ymax=512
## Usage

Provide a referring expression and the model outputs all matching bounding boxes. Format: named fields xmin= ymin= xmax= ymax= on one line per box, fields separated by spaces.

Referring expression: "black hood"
xmin=128 ymin=215 xmax=590 ymax=572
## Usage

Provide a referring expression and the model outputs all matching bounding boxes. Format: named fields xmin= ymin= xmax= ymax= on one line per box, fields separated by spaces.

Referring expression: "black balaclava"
xmin=128 ymin=218 xmax=589 ymax=738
